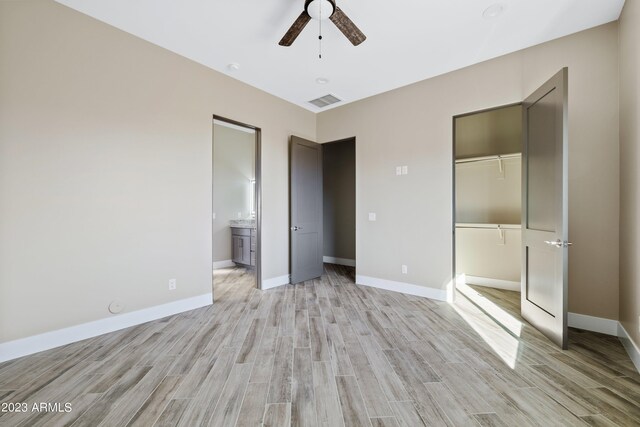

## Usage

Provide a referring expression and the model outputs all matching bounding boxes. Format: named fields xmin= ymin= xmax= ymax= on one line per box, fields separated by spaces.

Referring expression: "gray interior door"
xmin=521 ymin=68 xmax=570 ymax=349
xmin=290 ymin=136 xmax=323 ymax=284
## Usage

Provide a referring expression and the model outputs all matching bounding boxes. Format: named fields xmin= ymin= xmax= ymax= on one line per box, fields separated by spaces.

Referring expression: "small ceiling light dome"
xmin=483 ymin=3 xmax=505 ymax=19
xmin=227 ymin=63 xmax=240 ymax=71
xmin=316 ymin=77 xmax=330 ymax=85
xmin=306 ymin=0 xmax=335 ymax=21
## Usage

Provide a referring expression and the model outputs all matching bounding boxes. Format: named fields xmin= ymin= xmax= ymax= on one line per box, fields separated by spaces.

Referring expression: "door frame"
xmin=289 ymin=135 xmax=358 ymax=283
xmin=212 ymin=114 xmax=262 ymax=292
xmin=322 ymin=136 xmax=357 ymax=269
xmin=451 ymin=101 xmax=523 ymax=302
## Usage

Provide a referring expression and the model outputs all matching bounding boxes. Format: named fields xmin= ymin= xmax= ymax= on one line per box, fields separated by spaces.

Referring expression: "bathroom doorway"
xmin=212 ymin=116 xmax=261 ymax=298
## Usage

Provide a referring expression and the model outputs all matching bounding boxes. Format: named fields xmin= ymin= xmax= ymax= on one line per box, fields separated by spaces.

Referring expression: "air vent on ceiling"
xmin=309 ymin=94 xmax=341 ymax=108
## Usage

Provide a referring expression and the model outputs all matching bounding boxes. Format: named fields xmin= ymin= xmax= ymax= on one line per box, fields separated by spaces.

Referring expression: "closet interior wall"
xmin=455 ymin=105 xmax=523 ymax=291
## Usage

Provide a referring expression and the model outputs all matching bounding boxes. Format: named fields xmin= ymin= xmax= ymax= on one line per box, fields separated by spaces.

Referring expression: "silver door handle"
xmin=291 ymin=226 xmax=303 ymax=231
xmin=545 ymin=239 xmax=573 ymax=248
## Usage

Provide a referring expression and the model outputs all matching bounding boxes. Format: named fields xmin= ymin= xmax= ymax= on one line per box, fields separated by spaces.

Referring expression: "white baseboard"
xmin=463 ymin=275 xmax=520 ymax=292
xmin=323 ymin=256 xmax=356 ymax=267
xmin=213 ymin=260 xmax=235 ymax=269
xmin=567 ymin=312 xmax=620 ymax=336
xmin=262 ymin=275 xmax=289 ymax=290
xmin=618 ymin=323 xmax=640 ymax=373
xmin=356 ymin=275 xmax=450 ymax=302
xmin=0 ymin=293 xmax=213 ymax=363
xmin=523 ymin=310 xmax=637 ymax=373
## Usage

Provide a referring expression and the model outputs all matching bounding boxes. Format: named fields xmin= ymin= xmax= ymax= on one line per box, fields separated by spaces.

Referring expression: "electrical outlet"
xmin=401 ymin=265 xmax=408 ymax=274
xmin=396 ymin=166 xmax=402 ymax=176
xmin=169 ymin=279 xmax=176 ymax=290
xmin=368 ymin=212 xmax=376 ymax=221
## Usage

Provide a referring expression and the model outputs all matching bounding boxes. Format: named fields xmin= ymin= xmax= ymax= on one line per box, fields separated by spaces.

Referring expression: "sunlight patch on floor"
xmin=456 ymin=282 xmax=523 ymax=337
xmin=452 ymin=288 xmax=523 ymax=369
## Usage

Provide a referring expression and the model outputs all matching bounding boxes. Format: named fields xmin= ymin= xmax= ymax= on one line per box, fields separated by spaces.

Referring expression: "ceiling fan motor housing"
xmin=305 ymin=0 xmax=336 ymax=20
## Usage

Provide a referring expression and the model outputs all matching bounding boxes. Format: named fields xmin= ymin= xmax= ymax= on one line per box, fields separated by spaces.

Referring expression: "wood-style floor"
xmin=1 ymin=264 xmax=639 ymax=426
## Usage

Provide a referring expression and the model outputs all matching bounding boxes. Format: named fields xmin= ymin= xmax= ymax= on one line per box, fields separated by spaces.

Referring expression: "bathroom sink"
xmin=229 ymin=219 xmax=256 ymax=229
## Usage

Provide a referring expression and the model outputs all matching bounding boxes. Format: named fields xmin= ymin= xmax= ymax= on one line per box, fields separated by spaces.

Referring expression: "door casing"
xmin=212 ymin=115 xmax=262 ymax=293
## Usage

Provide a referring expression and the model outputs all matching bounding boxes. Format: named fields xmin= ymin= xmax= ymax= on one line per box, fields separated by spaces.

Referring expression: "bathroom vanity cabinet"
xmin=231 ymin=227 xmax=256 ymax=267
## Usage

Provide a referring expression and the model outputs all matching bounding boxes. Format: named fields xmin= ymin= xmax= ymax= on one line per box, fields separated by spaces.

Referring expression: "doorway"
xmin=322 ymin=138 xmax=356 ymax=269
xmin=212 ymin=116 xmax=261 ymax=297
xmin=452 ymin=67 xmax=570 ymax=349
xmin=453 ymin=103 xmax=524 ymax=334
xmin=288 ymin=136 xmax=356 ymax=284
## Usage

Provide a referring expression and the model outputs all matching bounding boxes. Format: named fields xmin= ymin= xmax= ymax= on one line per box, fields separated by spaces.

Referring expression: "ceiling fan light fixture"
xmin=306 ymin=0 xmax=335 ymax=21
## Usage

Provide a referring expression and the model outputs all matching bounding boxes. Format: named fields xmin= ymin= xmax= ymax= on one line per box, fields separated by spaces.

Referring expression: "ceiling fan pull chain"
xmin=318 ymin=7 xmax=323 ymax=59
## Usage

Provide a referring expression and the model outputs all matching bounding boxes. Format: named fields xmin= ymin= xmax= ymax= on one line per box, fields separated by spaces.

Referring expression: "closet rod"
xmin=455 ymin=152 xmax=521 ymax=164
xmin=455 ymin=223 xmax=521 ymax=230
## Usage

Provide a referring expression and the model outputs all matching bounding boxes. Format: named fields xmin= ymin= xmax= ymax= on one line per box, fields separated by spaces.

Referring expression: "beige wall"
xmin=213 ymin=124 xmax=255 ymax=263
xmin=318 ymin=23 xmax=620 ymax=320
xmin=619 ymin=0 xmax=640 ymax=348
xmin=0 ymin=0 xmax=626 ymax=347
xmin=0 ymin=0 xmax=315 ymax=343
xmin=455 ymin=158 xmax=521 ymax=283
xmin=456 ymin=228 xmax=521 ymax=283
xmin=456 ymin=158 xmax=521 ymax=225
xmin=323 ymin=139 xmax=356 ymax=261
xmin=455 ymin=105 xmax=522 ymax=159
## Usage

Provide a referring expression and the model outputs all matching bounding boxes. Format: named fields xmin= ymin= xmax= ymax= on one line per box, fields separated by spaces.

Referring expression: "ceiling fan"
xmin=279 ymin=0 xmax=366 ymax=47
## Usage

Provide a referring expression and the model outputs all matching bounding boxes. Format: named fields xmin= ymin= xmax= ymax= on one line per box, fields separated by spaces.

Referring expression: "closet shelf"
xmin=455 ymin=152 xmax=521 ymax=164
xmin=455 ymin=223 xmax=521 ymax=230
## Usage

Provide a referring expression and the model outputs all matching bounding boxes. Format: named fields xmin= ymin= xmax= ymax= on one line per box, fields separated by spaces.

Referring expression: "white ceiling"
xmin=55 ymin=0 xmax=624 ymax=112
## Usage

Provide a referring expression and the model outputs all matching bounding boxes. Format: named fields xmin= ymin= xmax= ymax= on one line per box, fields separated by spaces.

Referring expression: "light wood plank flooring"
xmin=1 ymin=264 xmax=638 ymax=426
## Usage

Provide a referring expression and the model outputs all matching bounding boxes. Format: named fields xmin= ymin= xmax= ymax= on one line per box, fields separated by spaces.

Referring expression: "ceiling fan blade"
xmin=329 ymin=6 xmax=366 ymax=46
xmin=279 ymin=11 xmax=312 ymax=46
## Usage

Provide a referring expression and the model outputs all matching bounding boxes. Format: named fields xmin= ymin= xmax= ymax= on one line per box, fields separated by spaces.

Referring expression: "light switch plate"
xmin=396 ymin=166 xmax=402 ymax=176
xmin=401 ymin=265 xmax=408 ymax=274
xmin=368 ymin=213 xmax=376 ymax=221
xmin=402 ymin=166 xmax=408 ymax=175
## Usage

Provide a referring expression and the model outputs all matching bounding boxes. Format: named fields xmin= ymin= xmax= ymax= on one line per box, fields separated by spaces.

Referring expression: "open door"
xmin=290 ymin=136 xmax=323 ymax=284
xmin=521 ymin=68 xmax=570 ymax=349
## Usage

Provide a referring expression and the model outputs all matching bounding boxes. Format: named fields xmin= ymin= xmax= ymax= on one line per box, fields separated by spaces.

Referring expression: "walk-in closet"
xmin=454 ymin=104 xmax=523 ymax=295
